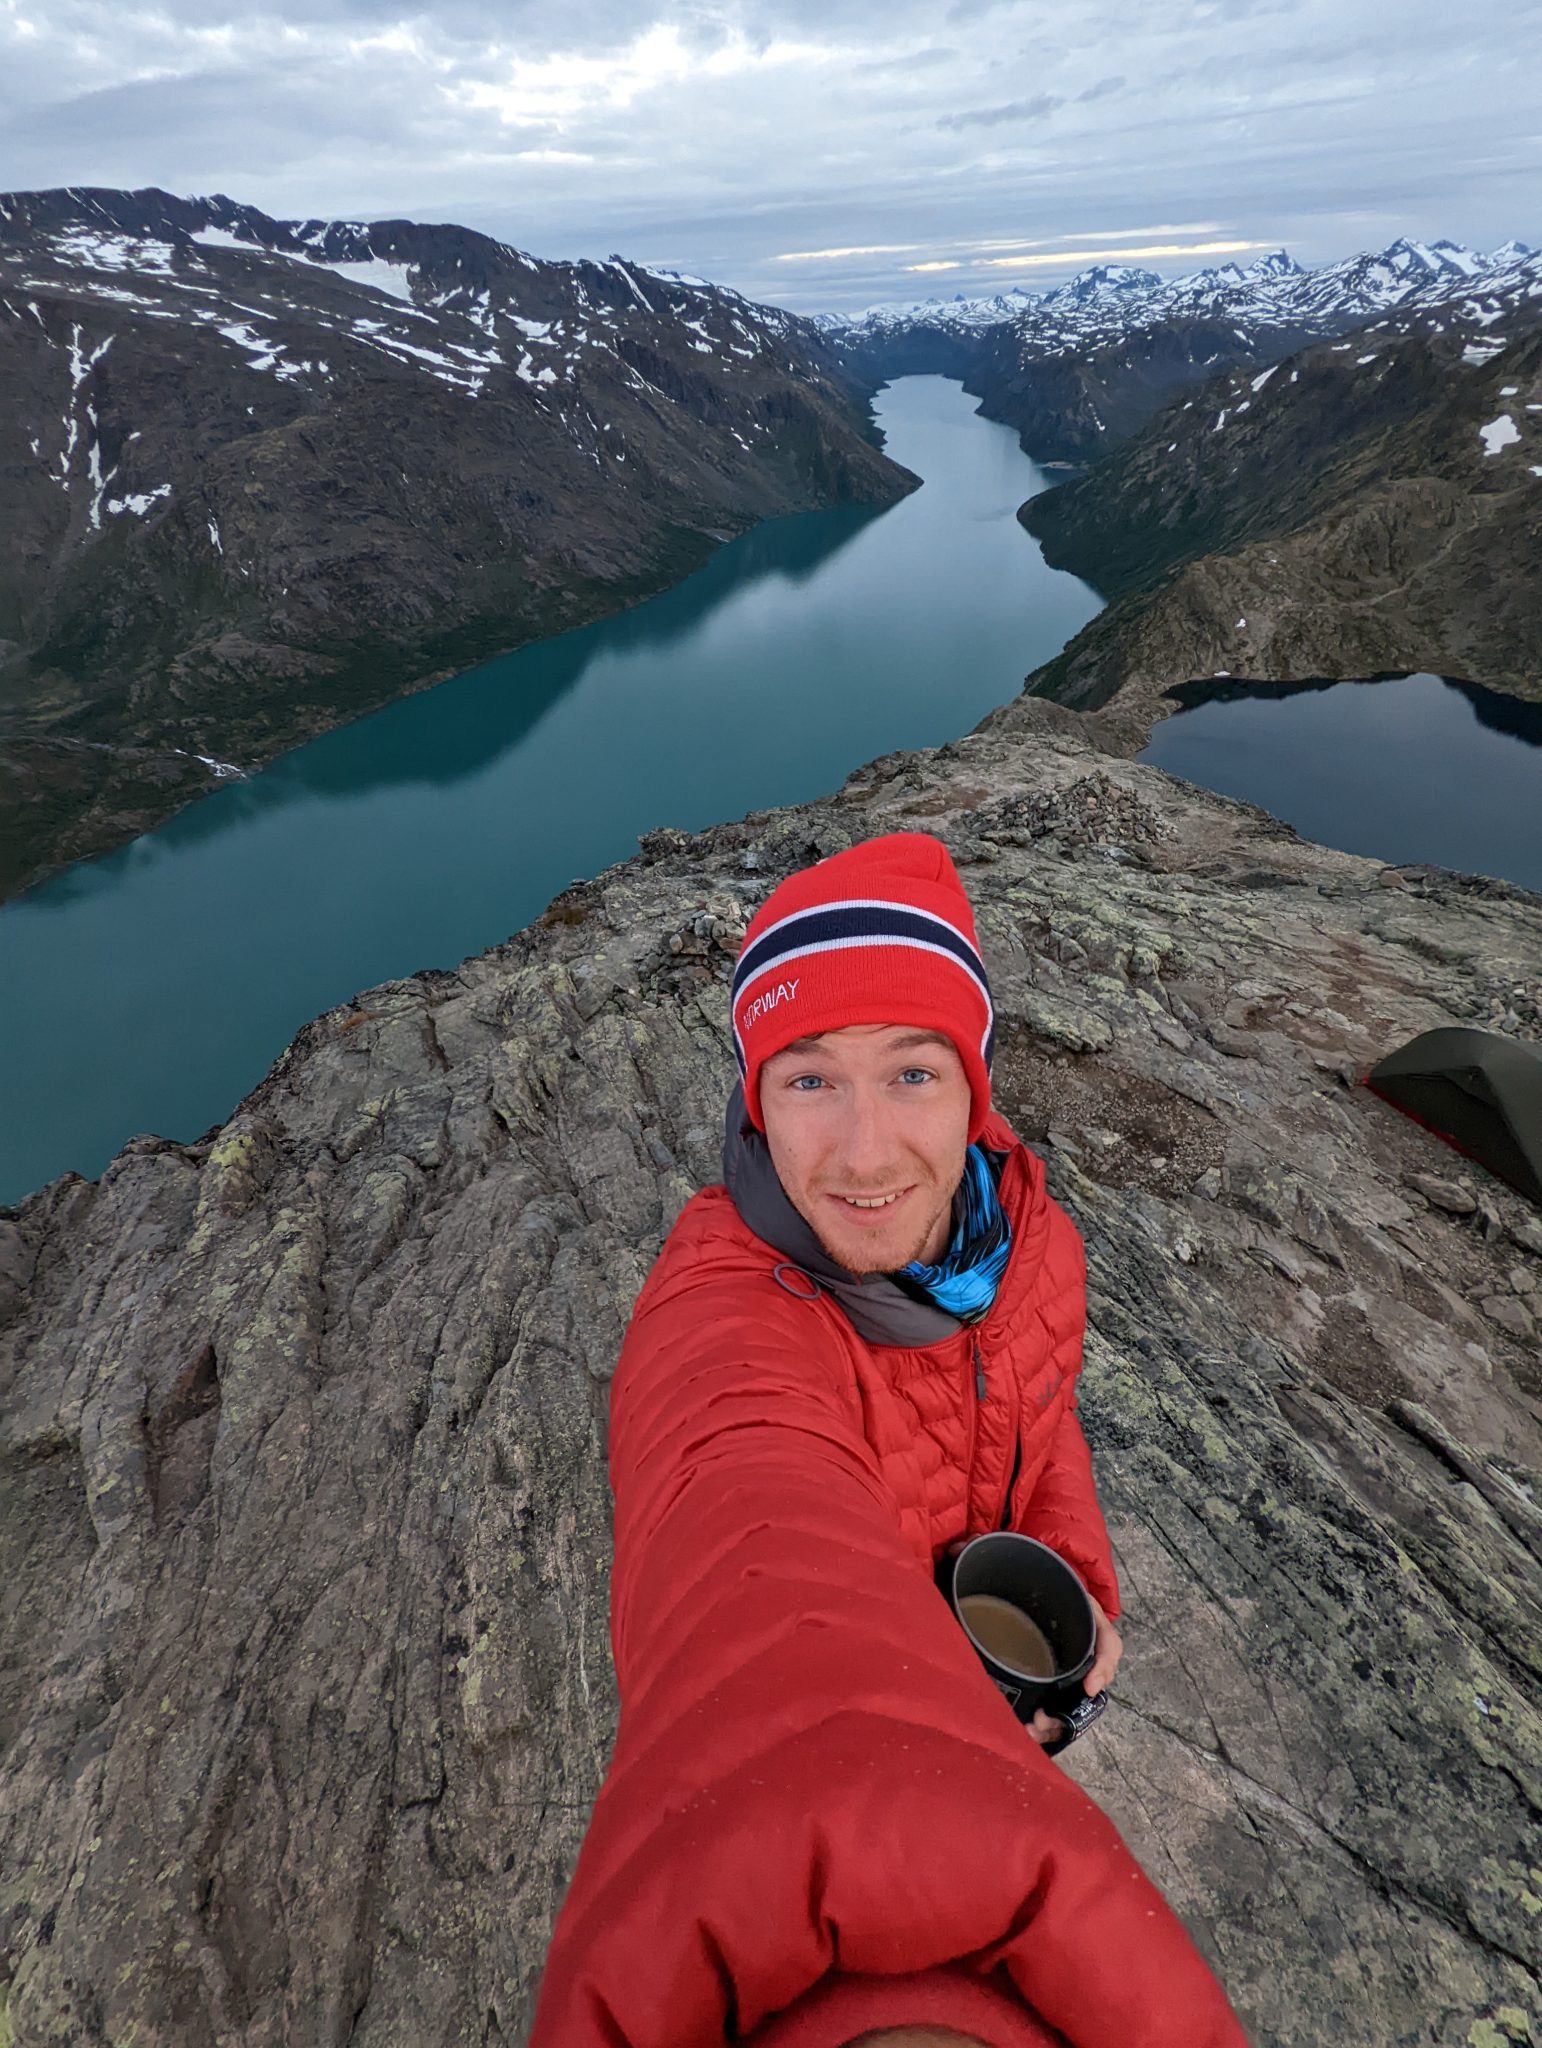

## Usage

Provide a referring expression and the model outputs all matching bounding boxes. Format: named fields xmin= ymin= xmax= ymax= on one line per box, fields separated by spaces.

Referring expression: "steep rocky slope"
xmin=3 ymin=697 xmax=1539 ymax=2046
xmin=1019 ymin=317 xmax=1542 ymax=745
xmin=0 ymin=188 xmax=911 ymax=898
xmin=963 ymin=308 xmax=1300 ymax=469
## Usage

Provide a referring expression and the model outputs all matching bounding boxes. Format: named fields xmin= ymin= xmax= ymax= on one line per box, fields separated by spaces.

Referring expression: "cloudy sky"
xmin=1 ymin=0 xmax=1537 ymax=310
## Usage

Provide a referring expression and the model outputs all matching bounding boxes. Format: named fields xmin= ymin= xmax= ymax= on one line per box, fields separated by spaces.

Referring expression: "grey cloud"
xmin=3 ymin=64 xmax=492 ymax=190
xmin=856 ymin=45 xmax=961 ymax=74
xmin=937 ymin=95 xmax=1063 ymax=130
xmin=1199 ymin=0 xmax=1299 ymax=18
xmin=1 ymin=0 xmax=1538 ymax=315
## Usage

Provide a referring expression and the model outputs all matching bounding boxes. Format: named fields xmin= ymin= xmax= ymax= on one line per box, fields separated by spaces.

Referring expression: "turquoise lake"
xmin=2 ymin=376 xmax=1103 ymax=1203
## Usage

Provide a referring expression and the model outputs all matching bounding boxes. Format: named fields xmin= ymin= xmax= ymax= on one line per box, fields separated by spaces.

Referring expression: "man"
xmin=532 ymin=834 xmax=1247 ymax=2048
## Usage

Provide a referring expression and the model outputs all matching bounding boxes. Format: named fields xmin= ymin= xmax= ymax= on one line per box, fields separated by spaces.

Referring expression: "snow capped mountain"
xmin=0 ymin=184 xmax=812 ymax=417
xmin=812 ymin=284 xmax=1035 ymax=335
xmin=1239 ymin=250 xmax=1302 ymax=280
xmin=0 ymin=184 xmax=907 ymax=893
xmin=1041 ymin=264 xmax=1163 ymax=309
xmin=821 ymin=235 xmax=1542 ymax=354
xmin=1386 ymin=236 xmax=1487 ymax=278
xmin=820 ymin=231 xmax=1542 ymax=467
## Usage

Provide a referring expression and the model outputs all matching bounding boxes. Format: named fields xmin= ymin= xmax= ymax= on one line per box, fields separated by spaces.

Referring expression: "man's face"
xmin=758 ymin=1023 xmax=973 ymax=1275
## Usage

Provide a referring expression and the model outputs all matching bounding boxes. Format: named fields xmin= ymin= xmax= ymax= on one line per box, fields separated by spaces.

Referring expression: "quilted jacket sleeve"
xmin=1012 ymin=1396 xmax=1121 ymax=1621
xmin=529 ymin=1261 xmax=1246 ymax=2048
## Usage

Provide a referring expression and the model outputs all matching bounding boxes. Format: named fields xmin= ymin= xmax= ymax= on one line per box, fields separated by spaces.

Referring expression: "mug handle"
xmin=1044 ymin=1689 xmax=1108 ymax=1758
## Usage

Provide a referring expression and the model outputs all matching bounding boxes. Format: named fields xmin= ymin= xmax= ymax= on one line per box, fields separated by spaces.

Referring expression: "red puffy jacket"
xmin=531 ymin=1097 xmax=1247 ymax=2048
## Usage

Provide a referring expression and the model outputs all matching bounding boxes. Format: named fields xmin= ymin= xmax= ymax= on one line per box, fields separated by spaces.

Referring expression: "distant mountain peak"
xmin=1242 ymin=249 xmax=1301 ymax=279
xmin=953 ymin=284 xmax=1035 ymax=305
xmin=1042 ymin=263 xmax=1164 ymax=307
xmin=819 ymin=230 xmax=1541 ymax=353
xmin=1379 ymin=235 xmax=1484 ymax=277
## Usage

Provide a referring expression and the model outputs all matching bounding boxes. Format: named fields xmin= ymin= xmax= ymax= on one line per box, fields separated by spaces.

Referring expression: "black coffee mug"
xmin=942 ymin=1532 xmax=1108 ymax=1755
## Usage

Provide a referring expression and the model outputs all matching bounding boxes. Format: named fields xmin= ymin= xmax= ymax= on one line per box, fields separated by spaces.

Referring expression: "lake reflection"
xmin=1 ymin=376 xmax=1101 ymax=1202
xmin=1139 ymin=672 xmax=1542 ymax=893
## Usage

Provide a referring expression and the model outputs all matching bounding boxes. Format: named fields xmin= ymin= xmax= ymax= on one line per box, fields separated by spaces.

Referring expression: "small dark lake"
xmin=1 ymin=376 xmax=1101 ymax=1203
xmin=1138 ymin=672 xmax=1542 ymax=893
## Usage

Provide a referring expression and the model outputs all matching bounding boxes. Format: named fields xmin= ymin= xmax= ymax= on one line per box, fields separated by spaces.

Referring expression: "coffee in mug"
xmin=943 ymin=1532 xmax=1109 ymax=1754
xmin=955 ymin=1594 xmax=1056 ymax=1679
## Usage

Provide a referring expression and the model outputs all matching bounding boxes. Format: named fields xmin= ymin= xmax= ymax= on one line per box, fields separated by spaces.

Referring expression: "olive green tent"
xmin=1366 ymin=1027 xmax=1542 ymax=1206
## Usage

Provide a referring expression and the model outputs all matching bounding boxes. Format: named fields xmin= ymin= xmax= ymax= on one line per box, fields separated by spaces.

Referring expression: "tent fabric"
xmin=1366 ymin=1027 xmax=1542 ymax=1205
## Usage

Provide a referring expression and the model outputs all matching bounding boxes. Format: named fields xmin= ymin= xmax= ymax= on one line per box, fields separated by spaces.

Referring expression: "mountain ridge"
xmin=819 ymin=234 xmax=1537 ymax=338
xmin=0 ymin=186 xmax=913 ymax=900
xmin=818 ymin=233 xmax=1542 ymax=465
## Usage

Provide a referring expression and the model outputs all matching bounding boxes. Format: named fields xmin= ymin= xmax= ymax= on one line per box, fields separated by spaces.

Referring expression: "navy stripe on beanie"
xmin=734 ymin=901 xmax=992 ymax=1013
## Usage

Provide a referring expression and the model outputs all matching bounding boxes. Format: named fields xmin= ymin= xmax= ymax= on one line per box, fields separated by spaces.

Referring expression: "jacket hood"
xmin=722 ymin=1082 xmax=969 ymax=1347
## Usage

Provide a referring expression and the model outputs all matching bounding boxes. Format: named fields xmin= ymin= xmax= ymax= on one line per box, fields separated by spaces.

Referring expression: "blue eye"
xmin=899 ymin=1068 xmax=934 ymax=1085
xmin=789 ymin=1074 xmax=825 ymax=1091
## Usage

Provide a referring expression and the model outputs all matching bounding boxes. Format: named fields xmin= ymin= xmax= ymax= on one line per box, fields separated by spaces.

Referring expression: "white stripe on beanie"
xmin=732 ymin=929 xmax=994 ymax=1075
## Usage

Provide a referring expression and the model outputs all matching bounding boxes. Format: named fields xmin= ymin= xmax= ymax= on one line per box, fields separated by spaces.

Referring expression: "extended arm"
xmin=530 ymin=1270 xmax=1244 ymax=2048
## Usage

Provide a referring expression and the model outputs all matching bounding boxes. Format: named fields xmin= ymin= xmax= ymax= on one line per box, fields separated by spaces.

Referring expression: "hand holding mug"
xmin=943 ymin=1534 xmax=1115 ymax=1755
xmin=1028 ymin=1595 xmax=1120 ymax=1746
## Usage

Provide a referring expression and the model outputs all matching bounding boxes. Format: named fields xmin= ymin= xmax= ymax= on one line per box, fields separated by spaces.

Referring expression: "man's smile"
xmin=827 ymin=1185 xmax=915 ymax=1217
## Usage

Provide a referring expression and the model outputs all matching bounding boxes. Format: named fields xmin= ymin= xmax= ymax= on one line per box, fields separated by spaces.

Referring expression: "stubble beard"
xmin=803 ymin=1181 xmax=957 ymax=1277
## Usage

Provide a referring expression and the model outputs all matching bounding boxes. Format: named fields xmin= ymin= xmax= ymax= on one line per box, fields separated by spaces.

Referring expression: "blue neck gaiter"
xmin=896 ymin=1145 xmax=1012 ymax=1325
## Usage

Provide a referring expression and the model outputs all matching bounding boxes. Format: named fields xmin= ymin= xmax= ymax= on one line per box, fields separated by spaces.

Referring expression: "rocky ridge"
xmin=2 ymin=696 xmax=1540 ymax=2046
xmin=1016 ymin=316 xmax=1542 ymax=745
xmin=0 ymin=187 xmax=911 ymax=899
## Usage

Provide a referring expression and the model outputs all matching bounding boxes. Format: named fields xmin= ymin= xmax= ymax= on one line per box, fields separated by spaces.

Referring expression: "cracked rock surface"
xmin=2 ymin=697 xmax=1540 ymax=2047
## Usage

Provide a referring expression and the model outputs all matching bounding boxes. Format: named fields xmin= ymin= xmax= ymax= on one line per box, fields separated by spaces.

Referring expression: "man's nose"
xmin=836 ymin=1083 xmax=899 ymax=1180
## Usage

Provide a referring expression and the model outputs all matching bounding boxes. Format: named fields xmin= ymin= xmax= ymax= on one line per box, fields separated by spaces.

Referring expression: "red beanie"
xmin=732 ymin=832 xmax=995 ymax=1143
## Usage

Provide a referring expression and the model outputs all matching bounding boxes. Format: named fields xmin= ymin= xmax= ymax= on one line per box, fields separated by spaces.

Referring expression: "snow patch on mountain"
xmin=55 ymin=231 xmax=179 ymax=275
xmin=191 ymin=227 xmax=256 ymax=253
xmin=107 ymin=483 xmax=172 ymax=516
xmin=302 ymin=255 xmax=417 ymax=304
xmin=219 ymin=320 xmax=281 ymax=370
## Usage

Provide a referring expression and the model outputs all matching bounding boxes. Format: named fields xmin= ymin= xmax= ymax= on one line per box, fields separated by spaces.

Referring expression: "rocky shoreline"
xmin=1015 ymin=322 xmax=1542 ymax=749
xmin=3 ymin=695 xmax=1539 ymax=2045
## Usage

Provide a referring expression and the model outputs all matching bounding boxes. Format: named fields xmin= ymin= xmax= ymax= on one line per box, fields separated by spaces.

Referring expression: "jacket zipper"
xmin=962 ymin=1337 xmax=986 ymax=1530
xmin=1000 ymin=1437 xmax=1023 ymax=1529
xmin=974 ymin=1327 xmax=1023 ymax=1540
